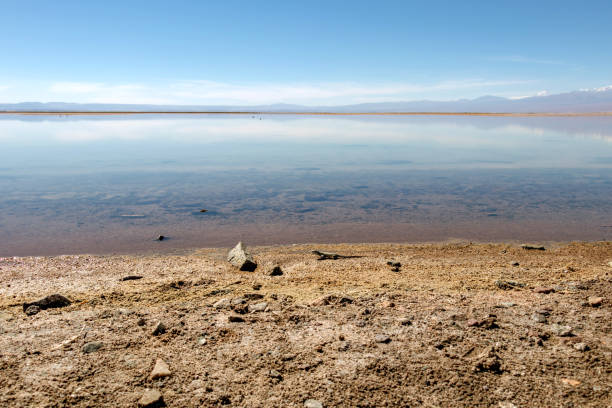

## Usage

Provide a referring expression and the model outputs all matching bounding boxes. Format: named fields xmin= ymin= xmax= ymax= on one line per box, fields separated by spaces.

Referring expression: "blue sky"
xmin=1 ymin=0 xmax=611 ymax=105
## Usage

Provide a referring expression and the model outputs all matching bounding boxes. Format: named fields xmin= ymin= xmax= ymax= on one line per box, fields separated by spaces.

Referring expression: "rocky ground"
xmin=0 ymin=241 xmax=610 ymax=407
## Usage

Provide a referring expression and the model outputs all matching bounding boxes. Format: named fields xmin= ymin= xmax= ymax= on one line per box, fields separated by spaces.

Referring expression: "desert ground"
xmin=0 ymin=241 xmax=610 ymax=407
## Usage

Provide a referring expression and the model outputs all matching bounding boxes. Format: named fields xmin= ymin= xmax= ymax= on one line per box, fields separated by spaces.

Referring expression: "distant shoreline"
xmin=1 ymin=111 xmax=612 ymax=116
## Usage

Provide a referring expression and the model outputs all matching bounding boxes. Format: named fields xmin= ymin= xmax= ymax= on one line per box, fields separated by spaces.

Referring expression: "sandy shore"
xmin=0 ymin=241 xmax=610 ymax=407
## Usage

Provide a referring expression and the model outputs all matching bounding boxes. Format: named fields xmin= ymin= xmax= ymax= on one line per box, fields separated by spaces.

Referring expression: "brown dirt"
xmin=0 ymin=241 xmax=610 ymax=407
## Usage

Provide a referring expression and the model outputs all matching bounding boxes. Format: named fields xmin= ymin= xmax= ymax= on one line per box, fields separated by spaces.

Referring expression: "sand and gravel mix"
xmin=0 ymin=241 xmax=610 ymax=407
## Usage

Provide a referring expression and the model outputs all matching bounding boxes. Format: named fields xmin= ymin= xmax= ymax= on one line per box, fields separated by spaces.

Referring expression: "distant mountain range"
xmin=2 ymin=87 xmax=612 ymax=113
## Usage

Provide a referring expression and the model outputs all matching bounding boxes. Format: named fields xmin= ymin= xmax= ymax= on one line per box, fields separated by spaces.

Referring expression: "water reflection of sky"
xmin=0 ymin=115 xmax=611 ymax=172
xmin=0 ymin=115 xmax=611 ymax=255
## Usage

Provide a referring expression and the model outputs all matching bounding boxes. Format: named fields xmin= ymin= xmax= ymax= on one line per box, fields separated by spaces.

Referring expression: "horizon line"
xmin=1 ymin=111 xmax=612 ymax=117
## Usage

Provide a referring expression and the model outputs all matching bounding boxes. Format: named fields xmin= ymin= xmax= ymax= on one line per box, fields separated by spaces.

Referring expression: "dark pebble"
xmin=23 ymin=294 xmax=71 ymax=313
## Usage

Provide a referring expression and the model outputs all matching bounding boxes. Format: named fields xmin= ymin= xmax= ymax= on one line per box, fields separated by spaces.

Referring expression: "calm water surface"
xmin=1 ymin=114 xmax=611 ymax=255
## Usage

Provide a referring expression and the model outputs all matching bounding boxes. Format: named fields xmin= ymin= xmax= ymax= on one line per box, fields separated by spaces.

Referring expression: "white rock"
xmin=227 ymin=242 xmax=257 ymax=271
xmin=149 ymin=358 xmax=171 ymax=380
xmin=138 ymin=389 xmax=163 ymax=407
xmin=248 ymin=302 xmax=268 ymax=313
xmin=304 ymin=399 xmax=323 ymax=408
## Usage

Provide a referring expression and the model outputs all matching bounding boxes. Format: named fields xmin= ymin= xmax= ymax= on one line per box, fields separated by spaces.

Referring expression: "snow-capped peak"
xmin=579 ymin=85 xmax=612 ymax=92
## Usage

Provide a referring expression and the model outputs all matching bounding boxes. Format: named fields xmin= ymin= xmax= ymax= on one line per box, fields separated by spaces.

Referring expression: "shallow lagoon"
xmin=1 ymin=114 xmax=611 ymax=255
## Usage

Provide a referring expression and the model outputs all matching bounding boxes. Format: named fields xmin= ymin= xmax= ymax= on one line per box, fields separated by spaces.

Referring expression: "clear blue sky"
xmin=1 ymin=0 xmax=611 ymax=105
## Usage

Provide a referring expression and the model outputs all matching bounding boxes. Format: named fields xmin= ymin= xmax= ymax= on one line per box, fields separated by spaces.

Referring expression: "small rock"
xmin=252 ymin=283 xmax=262 ymax=290
xmin=587 ymin=296 xmax=603 ymax=307
xmin=337 ymin=341 xmax=350 ymax=351
xmin=120 ymin=275 xmax=143 ymax=281
xmin=156 ymin=235 xmax=165 ymax=241
xmin=243 ymin=293 xmax=264 ymax=301
xmin=304 ymin=399 xmax=323 ymax=408
xmin=25 ymin=305 xmax=40 ymax=316
xmin=150 ymin=358 xmax=171 ymax=380
xmin=534 ymin=287 xmax=555 ymax=294
xmin=495 ymin=280 xmax=524 ymax=290
xmin=468 ymin=316 xmax=498 ymax=329
xmin=138 ymin=389 xmax=165 ymax=407
xmin=380 ymin=300 xmax=395 ymax=308
xmin=268 ymin=369 xmax=283 ymax=380
xmin=531 ymin=312 xmax=548 ymax=324
xmin=480 ymin=317 xmax=498 ymax=329
xmin=268 ymin=265 xmax=283 ymax=276
xmin=23 ymin=294 xmax=71 ymax=313
xmin=311 ymin=296 xmax=329 ymax=306
xmin=152 ymin=322 xmax=166 ymax=336
xmin=98 ymin=309 xmax=113 ymax=319
xmin=197 ymin=336 xmax=207 ymax=345
xmin=550 ymin=324 xmax=573 ymax=337
xmin=228 ymin=315 xmax=245 ymax=323
xmin=231 ymin=297 xmax=247 ymax=305
xmin=232 ymin=304 xmax=249 ymax=315
xmin=82 ymin=342 xmax=103 ymax=353
xmin=467 ymin=319 xmax=480 ymax=327
xmin=375 ymin=334 xmax=391 ymax=344
xmin=281 ymin=353 xmax=296 ymax=361
xmin=311 ymin=294 xmax=354 ymax=306
xmin=213 ymin=298 xmax=230 ymax=309
xmin=399 ymin=318 xmax=412 ymax=326
xmin=499 ymin=402 xmax=518 ymax=408
xmin=188 ymin=379 xmax=204 ymax=391
xmin=52 ymin=334 xmax=81 ymax=351
xmin=137 ymin=318 xmax=146 ymax=326
xmin=573 ymin=342 xmax=589 ymax=351
xmin=473 ymin=347 xmax=503 ymax=373
xmin=496 ymin=302 xmax=516 ymax=308
xmin=510 ymin=262 xmax=520 ymax=267
xmin=227 ymin=242 xmax=257 ymax=272
xmin=521 ymin=244 xmax=545 ymax=251
xmin=248 ymin=302 xmax=268 ymax=313
xmin=561 ymin=378 xmax=581 ymax=387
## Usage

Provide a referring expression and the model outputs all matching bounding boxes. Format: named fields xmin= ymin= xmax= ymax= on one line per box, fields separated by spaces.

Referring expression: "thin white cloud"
xmin=49 ymin=82 xmax=145 ymax=93
xmin=490 ymin=55 xmax=567 ymax=65
xmin=48 ymin=82 xmax=167 ymax=104
xmin=579 ymin=85 xmax=612 ymax=92
xmin=44 ymin=79 xmax=530 ymax=105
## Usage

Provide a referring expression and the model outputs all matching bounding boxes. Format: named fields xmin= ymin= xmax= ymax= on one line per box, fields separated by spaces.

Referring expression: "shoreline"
xmin=4 ymin=217 xmax=612 ymax=258
xmin=2 ymin=238 xmax=608 ymax=259
xmin=1 ymin=110 xmax=612 ymax=116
